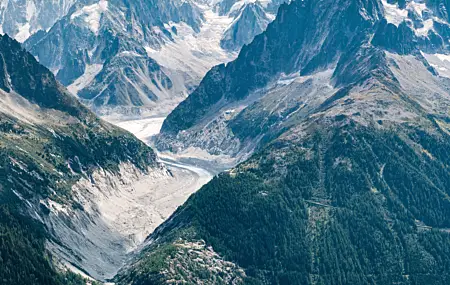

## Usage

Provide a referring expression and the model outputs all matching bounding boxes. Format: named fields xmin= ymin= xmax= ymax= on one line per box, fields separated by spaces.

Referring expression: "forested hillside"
xmin=118 ymin=122 xmax=450 ymax=284
xmin=0 ymin=34 xmax=157 ymax=284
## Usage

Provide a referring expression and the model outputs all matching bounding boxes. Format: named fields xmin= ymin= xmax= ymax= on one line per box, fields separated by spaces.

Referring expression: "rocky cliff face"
xmin=220 ymin=2 xmax=273 ymax=51
xmin=118 ymin=1 xmax=450 ymax=283
xmin=22 ymin=0 xmax=204 ymax=117
xmin=0 ymin=0 xmax=76 ymax=42
xmin=21 ymin=0 xmax=284 ymax=118
xmin=157 ymin=0 xmax=450 ymax=160
xmin=0 ymin=33 xmax=164 ymax=283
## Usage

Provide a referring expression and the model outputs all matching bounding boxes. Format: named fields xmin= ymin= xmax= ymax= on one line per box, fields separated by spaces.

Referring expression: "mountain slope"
xmin=22 ymin=0 xmax=204 ymax=117
xmin=156 ymin=0 xmax=383 ymax=159
xmin=156 ymin=0 xmax=450 ymax=160
xmin=119 ymin=0 xmax=450 ymax=284
xmin=119 ymin=122 xmax=450 ymax=284
xmin=0 ymin=33 xmax=161 ymax=283
xmin=220 ymin=2 xmax=272 ymax=51
xmin=0 ymin=0 xmax=76 ymax=42
xmin=22 ymin=0 xmax=284 ymax=118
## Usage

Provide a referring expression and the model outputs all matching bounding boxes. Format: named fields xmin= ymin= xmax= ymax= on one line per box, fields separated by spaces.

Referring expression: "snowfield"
xmin=70 ymin=0 xmax=109 ymax=34
xmin=115 ymin=117 xmax=166 ymax=144
xmin=144 ymin=4 xmax=238 ymax=84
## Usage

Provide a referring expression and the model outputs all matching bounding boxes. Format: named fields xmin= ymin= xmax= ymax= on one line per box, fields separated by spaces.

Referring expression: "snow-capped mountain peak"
xmin=20 ymin=0 xmax=285 ymax=119
xmin=70 ymin=0 xmax=108 ymax=34
xmin=0 ymin=0 xmax=77 ymax=42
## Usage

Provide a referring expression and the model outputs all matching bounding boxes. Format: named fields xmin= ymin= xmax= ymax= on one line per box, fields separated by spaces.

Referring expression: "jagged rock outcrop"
xmin=0 ymin=33 xmax=161 ymax=283
xmin=0 ymin=0 xmax=76 ymax=42
xmin=22 ymin=0 xmax=285 ymax=117
xmin=220 ymin=2 xmax=272 ymax=51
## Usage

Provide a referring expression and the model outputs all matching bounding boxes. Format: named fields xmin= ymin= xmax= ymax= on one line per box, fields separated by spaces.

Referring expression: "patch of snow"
xmin=229 ymin=0 xmax=272 ymax=14
xmin=381 ymin=0 xmax=408 ymax=26
xmin=434 ymin=53 xmax=450 ymax=62
xmin=71 ymin=0 xmax=108 ymax=34
xmin=26 ymin=0 xmax=37 ymax=22
xmin=115 ymin=117 xmax=165 ymax=142
xmin=387 ymin=51 xmax=450 ymax=118
xmin=224 ymin=109 xmax=235 ymax=114
xmin=421 ymin=52 xmax=450 ymax=78
xmin=14 ymin=23 xmax=31 ymax=43
xmin=415 ymin=18 xmax=434 ymax=36
xmin=381 ymin=0 xmax=438 ymax=36
xmin=68 ymin=64 xmax=103 ymax=95
xmin=119 ymin=51 xmax=143 ymax=57
xmin=409 ymin=1 xmax=427 ymax=15
xmin=145 ymin=6 xmax=237 ymax=81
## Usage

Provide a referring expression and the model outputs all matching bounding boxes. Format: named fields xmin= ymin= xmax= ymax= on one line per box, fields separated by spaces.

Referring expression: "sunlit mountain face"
xmin=18 ymin=0 xmax=283 ymax=119
xmin=1 ymin=0 xmax=450 ymax=284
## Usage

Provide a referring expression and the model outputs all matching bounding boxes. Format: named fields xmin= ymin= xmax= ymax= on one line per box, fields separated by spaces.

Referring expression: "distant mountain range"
xmin=0 ymin=0 xmax=284 ymax=118
xmin=0 ymin=0 xmax=76 ymax=42
xmin=2 ymin=0 xmax=450 ymax=284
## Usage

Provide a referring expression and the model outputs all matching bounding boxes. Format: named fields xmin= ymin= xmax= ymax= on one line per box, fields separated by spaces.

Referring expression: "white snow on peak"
xmin=381 ymin=0 xmax=408 ymax=26
xmin=0 ymin=0 xmax=76 ymax=41
xmin=119 ymin=50 xmax=143 ymax=57
xmin=381 ymin=0 xmax=437 ymax=36
xmin=409 ymin=1 xmax=427 ymax=15
xmin=145 ymin=6 xmax=237 ymax=80
xmin=229 ymin=0 xmax=272 ymax=14
xmin=415 ymin=18 xmax=434 ymax=36
xmin=12 ymin=0 xmax=38 ymax=42
xmin=71 ymin=0 xmax=108 ymax=34
xmin=14 ymin=23 xmax=31 ymax=43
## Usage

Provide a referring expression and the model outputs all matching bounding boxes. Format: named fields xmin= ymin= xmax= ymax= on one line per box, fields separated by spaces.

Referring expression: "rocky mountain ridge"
xmin=0 ymin=33 xmax=168 ymax=283
xmin=15 ymin=0 xmax=285 ymax=118
xmin=117 ymin=0 xmax=450 ymax=283
xmin=156 ymin=0 xmax=450 ymax=161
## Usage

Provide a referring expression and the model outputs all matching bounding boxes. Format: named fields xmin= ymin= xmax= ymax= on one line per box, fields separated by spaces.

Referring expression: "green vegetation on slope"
xmin=0 ymin=34 xmax=158 ymax=284
xmin=0 ymin=203 xmax=96 ymax=285
xmin=118 ymin=122 xmax=450 ymax=284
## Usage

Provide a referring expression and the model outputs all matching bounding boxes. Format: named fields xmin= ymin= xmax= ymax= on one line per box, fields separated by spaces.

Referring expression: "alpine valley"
xmin=0 ymin=32 xmax=211 ymax=284
xmin=1 ymin=0 xmax=450 ymax=285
